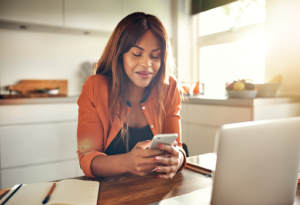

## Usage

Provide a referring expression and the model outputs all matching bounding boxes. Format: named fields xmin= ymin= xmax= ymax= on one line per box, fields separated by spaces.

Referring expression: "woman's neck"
xmin=127 ymin=81 xmax=146 ymax=104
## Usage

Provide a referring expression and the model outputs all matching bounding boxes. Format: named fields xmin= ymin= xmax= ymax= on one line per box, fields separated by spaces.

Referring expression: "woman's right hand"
xmin=125 ymin=140 xmax=165 ymax=176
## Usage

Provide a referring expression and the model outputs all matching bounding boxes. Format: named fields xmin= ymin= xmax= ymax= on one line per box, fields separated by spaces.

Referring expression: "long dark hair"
xmin=95 ymin=12 xmax=176 ymax=151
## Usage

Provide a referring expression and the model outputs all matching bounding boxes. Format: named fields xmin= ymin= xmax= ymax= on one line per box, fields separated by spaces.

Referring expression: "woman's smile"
xmin=136 ymin=71 xmax=153 ymax=79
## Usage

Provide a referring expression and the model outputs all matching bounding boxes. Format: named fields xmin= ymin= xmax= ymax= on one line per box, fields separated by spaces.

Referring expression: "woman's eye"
xmin=132 ymin=53 xmax=141 ymax=57
xmin=151 ymin=55 xmax=160 ymax=59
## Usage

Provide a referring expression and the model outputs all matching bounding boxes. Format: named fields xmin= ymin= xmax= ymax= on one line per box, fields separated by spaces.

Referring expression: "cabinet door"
xmin=0 ymin=103 xmax=78 ymax=125
xmin=0 ymin=121 xmax=78 ymax=169
xmin=122 ymin=0 xmax=172 ymax=37
xmin=1 ymin=160 xmax=78 ymax=189
xmin=254 ymin=103 xmax=300 ymax=121
xmin=64 ymin=0 xmax=122 ymax=31
xmin=186 ymin=124 xmax=218 ymax=156
xmin=187 ymin=104 xmax=252 ymax=127
xmin=181 ymin=103 xmax=188 ymax=122
xmin=181 ymin=122 xmax=188 ymax=144
xmin=0 ymin=0 xmax=63 ymax=26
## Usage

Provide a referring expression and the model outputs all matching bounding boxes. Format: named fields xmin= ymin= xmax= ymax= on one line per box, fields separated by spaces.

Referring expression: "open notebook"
xmin=0 ymin=179 xmax=100 ymax=205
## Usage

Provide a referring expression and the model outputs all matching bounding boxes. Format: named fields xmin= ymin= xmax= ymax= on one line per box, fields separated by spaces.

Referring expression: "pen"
xmin=42 ymin=183 xmax=56 ymax=204
xmin=1 ymin=184 xmax=23 ymax=205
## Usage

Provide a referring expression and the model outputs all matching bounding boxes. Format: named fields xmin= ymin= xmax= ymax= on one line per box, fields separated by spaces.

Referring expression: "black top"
xmin=105 ymin=124 xmax=154 ymax=155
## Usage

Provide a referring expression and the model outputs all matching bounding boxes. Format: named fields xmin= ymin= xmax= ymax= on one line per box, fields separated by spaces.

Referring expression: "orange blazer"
xmin=77 ymin=74 xmax=186 ymax=178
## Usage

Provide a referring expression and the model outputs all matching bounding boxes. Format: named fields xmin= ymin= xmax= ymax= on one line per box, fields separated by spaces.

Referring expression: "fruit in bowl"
xmin=226 ymin=80 xmax=257 ymax=98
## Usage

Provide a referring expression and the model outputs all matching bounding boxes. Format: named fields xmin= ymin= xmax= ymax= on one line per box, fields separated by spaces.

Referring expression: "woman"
xmin=77 ymin=12 xmax=186 ymax=179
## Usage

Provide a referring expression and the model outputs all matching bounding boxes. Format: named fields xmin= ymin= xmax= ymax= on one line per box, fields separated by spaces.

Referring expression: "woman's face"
xmin=123 ymin=30 xmax=161 ymax=89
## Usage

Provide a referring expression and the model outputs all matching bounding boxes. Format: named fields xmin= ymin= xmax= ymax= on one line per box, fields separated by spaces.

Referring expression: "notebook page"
xmin=48 ymin=179 xmax=99 ymax=205
xmin=0 ymin=182 xmax=53 ymax=205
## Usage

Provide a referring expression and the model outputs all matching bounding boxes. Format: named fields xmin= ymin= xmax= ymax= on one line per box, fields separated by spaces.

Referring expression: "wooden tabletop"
xmin=0 ymin=165 xmax=299 ymax=205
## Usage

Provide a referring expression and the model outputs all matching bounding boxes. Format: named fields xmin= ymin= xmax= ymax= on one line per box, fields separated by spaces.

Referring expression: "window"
xmin=195 ymin=0 xmax=266 ymax=97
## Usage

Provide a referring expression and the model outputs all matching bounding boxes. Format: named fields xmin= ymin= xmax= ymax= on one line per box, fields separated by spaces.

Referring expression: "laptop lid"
xmin=211 ymin=117 xmax=300 ymax=205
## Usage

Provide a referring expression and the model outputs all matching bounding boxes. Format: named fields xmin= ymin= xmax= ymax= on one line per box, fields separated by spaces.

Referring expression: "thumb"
xmin=135 ymin=140 xmax=152 ymax=149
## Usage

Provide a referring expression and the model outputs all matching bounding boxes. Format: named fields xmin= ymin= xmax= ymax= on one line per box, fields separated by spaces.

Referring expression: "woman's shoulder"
xmin=83 ymin=74 xmax=110 ymax=90
xmin=81 ymin=74 xmax=111 ymax=100
xmin=86 ymin=74 xmax=110 ymax=86
xmin=166 ymin=75 xmax=179 ymax=92
xmin=168 ymin=75 xmax=178 ymax=86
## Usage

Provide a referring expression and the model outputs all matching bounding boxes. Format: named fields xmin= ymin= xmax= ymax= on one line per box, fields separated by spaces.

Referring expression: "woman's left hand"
xmin=154 ymin=141 xmax=184 ymax=179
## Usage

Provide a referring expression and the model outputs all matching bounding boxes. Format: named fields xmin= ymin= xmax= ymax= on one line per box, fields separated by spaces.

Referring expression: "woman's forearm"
xmin=91 ymin=153 xmax=129 ymax=177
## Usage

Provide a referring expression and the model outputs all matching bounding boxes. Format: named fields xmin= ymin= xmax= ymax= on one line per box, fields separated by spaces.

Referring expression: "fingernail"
xmin=158 ymin=144 xmax=164 ymax=149
xmin=157 ymin=175 xmax=162 ymax=179
xmin=168 ymin=153 xmax=172 ymax=157
xmin=154 ymin=156 xmax=160 ymax=161
xmin=155 ymin=166 xmax=160 ymax=171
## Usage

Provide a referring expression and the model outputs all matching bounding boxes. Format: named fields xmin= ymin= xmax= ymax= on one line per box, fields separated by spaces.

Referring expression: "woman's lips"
xmin=136 ymin=71 xmax=152 ymax=79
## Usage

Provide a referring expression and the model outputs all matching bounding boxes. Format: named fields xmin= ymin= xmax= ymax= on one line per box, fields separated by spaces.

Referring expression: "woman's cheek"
xmin=153 ymin=61 xmax=161 ymax=72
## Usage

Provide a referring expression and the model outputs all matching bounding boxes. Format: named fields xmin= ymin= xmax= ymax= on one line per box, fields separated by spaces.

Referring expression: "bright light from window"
xmin=199 ymin=0 xmax=266 ymax=36
xmin=199 ymin=33 xmax=266 ymax=97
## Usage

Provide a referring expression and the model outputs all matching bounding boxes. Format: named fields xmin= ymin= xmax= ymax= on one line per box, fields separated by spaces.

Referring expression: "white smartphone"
xmin=149 ymin=133 xmax=178 ymax=149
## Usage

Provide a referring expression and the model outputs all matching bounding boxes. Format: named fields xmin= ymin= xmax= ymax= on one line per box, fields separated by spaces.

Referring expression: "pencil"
xmin=42 ymin=183 xmax=56 ymax=204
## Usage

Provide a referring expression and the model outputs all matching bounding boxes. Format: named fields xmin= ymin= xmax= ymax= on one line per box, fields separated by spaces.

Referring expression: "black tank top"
xmin=105 ymin=124 xmax=154 ymax=155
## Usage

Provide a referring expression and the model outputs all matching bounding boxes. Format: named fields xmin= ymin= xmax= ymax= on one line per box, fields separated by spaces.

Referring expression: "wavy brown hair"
xmin=95 ymin=12 xmax=176 ymax=152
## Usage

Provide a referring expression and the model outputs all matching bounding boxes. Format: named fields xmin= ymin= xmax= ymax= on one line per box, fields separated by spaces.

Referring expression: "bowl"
xmin=255 ymin=83 xmax=281 ymax=97
xmin=226 ymin=90 xmax=258 ymax=99
xmin=47 ymin=88 xmax=59 ymax=95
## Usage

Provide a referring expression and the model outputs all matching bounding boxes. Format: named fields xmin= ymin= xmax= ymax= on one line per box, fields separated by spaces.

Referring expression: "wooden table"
xmin=0 ymin=161 xmax=299 ymax=205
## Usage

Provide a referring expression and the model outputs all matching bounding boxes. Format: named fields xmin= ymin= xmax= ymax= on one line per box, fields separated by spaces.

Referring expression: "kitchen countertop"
xmin=184 ymin=95 xmax=300 ymax=106
xmin=0 ymin=96 xmax=79 ymax=105
xmin=1 ymin=95 xmax=300 ymax=106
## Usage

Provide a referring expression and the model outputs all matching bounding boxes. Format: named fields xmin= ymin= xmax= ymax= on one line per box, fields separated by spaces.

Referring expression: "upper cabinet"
xmin=64 ymin=0 xmax=122 ymax=31
xmin=122 ymin=0 xmax=172 ymax=38
xmin=0 ymin=0 xmax=63 ymax=26
xmin=0 ymin=0 xmax=172 ymax=35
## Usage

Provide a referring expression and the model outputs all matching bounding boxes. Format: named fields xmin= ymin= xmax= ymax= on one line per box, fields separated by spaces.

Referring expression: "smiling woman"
xmin=77 ymin=12 xmax=186 ymax=179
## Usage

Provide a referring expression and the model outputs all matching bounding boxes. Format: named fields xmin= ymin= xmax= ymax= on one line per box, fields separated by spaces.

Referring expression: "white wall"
xmin=265 ymin=0 xmax=300 ymax=97
xmin=0 ymin=0 xmax=173 ymax=96
xmin=176 ymin=0 xmax=193 ymax=83
xmin=0 ymin=29 xmax=108 ymax=96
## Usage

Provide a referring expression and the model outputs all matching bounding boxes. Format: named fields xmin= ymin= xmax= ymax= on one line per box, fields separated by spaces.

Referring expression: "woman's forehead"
xmin=134 ymin=30 xmax=161 ymax=51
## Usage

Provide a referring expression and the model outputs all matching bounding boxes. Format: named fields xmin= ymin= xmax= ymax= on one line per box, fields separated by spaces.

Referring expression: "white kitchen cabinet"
xmin=181 ymin=99 xmax=300 ymax=157
xmin=0 ymin=104 xmax=78 ymax=125
xmin=0 ymin=0 xmax=173 ymax=36
xmin=0 ymin=122 xmax=77 ymax=168
xmin=64 ymin=0 xmax=122 ymax=31
xmin=0 ymin=0 xmax=63 ymax=26
xmin=0 ymin=102 xmax=81 ymax=189
xmin=187 ymin=124 xmax=219 ymax=156
xmin=182 ymin=103 xmax=251 ymax=156
xmin=187 ymin=104 xmax=251 ymax=127
xmin=254 ymin=103 xmax=300 ymax=121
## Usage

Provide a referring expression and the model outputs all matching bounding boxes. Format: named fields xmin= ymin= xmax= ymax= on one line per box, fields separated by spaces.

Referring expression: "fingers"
xmin=172 ymin=141 xmax=178 ymax=146
xmin=131 ymin=158 xmax=159 ymax=176
xmin=154 ymin=155 xmax=178 ymax=166
xmin=153 ymin=149 xmax=180 ymax=180
xmin=155 ymin=164 xmax=177 ymax=174
xmin=157 ymin=144 xmax=179 ymax=157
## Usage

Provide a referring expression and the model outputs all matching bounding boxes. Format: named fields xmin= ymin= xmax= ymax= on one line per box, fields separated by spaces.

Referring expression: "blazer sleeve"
xmin=163 ymin=77 xmax=187 ymax=171
xmin=77 ymin=76 xmax=107 ymax=178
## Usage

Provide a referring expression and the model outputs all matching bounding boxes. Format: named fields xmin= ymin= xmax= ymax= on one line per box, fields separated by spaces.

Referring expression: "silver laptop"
xmin=152 ymin=117 xmax=300 ymax=205
xmin=211 ymin=117 xmax=300 ymax=205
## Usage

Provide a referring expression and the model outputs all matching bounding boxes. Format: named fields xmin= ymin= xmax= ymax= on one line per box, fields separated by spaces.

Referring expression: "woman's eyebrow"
xmin=133 ymin=46 xmax=161 ymax=52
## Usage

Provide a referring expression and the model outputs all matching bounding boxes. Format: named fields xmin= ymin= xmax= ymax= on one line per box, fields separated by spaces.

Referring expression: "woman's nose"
xmin=140 ymin=55 xmax=151 ymax=67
